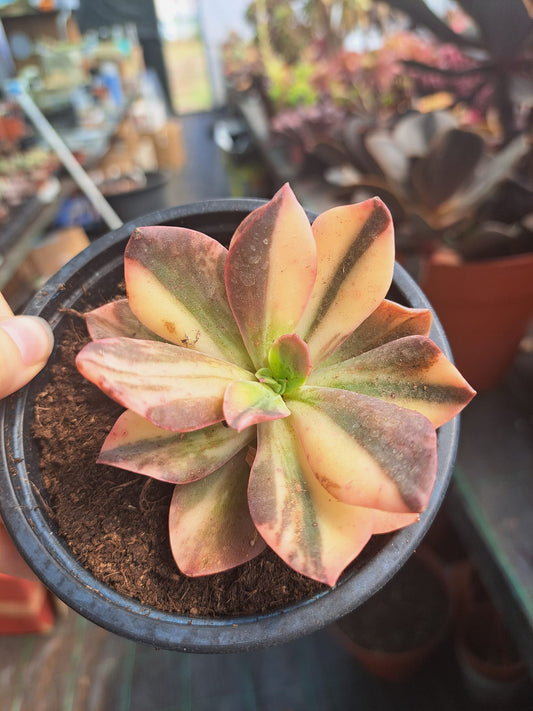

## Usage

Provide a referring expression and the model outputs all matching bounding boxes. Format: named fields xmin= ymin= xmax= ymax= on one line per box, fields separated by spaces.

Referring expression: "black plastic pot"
xmin=104 ymin=170 xmax=170 ymax=222
xmin=0 ymin=199 xmax=459 ymax=653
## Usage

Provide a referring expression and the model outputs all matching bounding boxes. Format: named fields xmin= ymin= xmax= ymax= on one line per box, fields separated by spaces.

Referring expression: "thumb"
xmin=0 ymin=315 xmax=54 ymax=399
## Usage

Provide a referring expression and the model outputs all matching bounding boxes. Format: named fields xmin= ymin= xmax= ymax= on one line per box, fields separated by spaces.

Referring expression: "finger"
xmin=0 ymin=315 xmax=54 ymax=398
xmin=0 ymin=292 xmax=14 ymax=320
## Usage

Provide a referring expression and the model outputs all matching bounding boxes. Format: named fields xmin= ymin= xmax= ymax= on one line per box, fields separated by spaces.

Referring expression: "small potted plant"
xmin=332 ymin=547 xmax=452 ymax=681
xmin=0 ymin=185 xmax=474 ymax=652
xmin=453 ymin=564 xmax=531 ymax=706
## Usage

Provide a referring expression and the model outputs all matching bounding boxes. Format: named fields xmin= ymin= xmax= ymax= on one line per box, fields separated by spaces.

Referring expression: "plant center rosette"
xmin=76 ymin=184 xmax=475 ymax=587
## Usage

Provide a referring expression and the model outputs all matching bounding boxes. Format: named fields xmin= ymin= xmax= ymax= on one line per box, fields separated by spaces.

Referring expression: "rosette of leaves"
xmin=332 ymin=111 xmax=532 ymax=261
xmin=76 ymin=184 xmax=475 ymax=586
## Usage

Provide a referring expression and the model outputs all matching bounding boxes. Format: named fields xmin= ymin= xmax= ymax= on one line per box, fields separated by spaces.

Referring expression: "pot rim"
xmin=0 ymin=199 xmax=459 ymax=652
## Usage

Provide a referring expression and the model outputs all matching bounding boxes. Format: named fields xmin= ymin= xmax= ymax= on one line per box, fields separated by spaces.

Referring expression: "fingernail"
xmin=0 ymin=316 xmax=54 ymax=366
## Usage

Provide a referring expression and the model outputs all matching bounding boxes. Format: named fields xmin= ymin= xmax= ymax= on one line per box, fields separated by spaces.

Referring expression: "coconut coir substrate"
xmin=33 ymin=321 xmax=326 ymax=617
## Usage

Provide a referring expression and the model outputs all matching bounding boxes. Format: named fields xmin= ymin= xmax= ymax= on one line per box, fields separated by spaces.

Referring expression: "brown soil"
xmin=32 ymin=320 xmax=326 ymax=618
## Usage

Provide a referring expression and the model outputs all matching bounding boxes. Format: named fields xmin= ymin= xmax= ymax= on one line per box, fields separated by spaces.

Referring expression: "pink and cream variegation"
xmin=76 ymin=184 xmax=475 ymax=586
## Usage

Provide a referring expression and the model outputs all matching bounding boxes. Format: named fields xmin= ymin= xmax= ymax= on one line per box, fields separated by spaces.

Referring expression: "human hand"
xmin=0 ymin=292 xmax=53 ymax=580
xmin=0 ymin=292 xmax=54 ymax=399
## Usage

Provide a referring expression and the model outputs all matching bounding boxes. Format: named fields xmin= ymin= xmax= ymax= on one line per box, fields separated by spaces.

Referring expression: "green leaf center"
xmin=255 ymin=367 xmax=288 ymax=395
xmin=255 ymin=333 xmax=312 ymax=395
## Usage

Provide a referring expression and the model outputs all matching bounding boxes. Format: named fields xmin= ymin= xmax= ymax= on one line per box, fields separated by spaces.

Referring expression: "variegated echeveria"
xmin=76 ymin=184 xmax=475 ymax=586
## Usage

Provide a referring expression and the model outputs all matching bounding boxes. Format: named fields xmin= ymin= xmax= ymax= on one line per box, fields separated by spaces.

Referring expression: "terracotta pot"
xmin=455 ymin=601 xmax=530 ymax=707
xmin=0 ymin=199 xmax=460 ymax=653
xmin=332 ymin=548 xmax=451 ymax=682
xmin=0 ymin=574 xmax=55 ymax=634
xmin=420 ymin=252 xmax=533 ymax=392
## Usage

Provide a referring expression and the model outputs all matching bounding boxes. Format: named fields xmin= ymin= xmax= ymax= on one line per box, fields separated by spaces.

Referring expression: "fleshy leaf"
xmin=124 ymin=226 xmax=253 ymax=369
xmin=169 ymin=447 xmax=266 ymax=576
xmin=76 ymin=337 xmax=254 ymax=432
xmin=248 ymin=418 xmax=378 ymax=586
xmin=297 ymin=197 xmax=395 ymax=366
xmin=317 ymin=300 xmax=432 ymax=368
xmin=371 ymin=510 xmax=420 ymax=535
xmin=411 ymin=128 xmax=484 ymax=210
xmin=365 ymin=128 xmax=411 ymax=186
xmin=308 ymin=336 xmax=476 ymax=428
xmin=98 ymin=409 xmax=254 ymax=483
xmin=225 ymin=184 xmax=316 ymax=369
xmin=223 ymin=380 xmax=291 ymax=432
xmin=268 ymin=333 xmax=311 ymax=393
xmin=85 ymin=299 xmax=164 ymax=341
xmin=288 ymin=386 xmax=437 ymax=512
xmin=392 ymin=110 xmax=457 ymax=159
xmin=437 ymin=134 xmax=529 ymax=226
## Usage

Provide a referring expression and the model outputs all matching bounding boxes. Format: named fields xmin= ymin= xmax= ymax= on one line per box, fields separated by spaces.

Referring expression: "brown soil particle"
xmin=32 ymin=321 xmax=325 ymax=617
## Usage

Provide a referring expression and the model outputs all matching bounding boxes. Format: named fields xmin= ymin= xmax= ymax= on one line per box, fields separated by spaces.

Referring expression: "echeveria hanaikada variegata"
xmin=76 ymin=184 xmax=475 ymax=586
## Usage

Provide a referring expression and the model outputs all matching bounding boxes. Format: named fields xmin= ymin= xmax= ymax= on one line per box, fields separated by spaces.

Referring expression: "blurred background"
xmin=0 ymin=1 xmax=532 ymax=709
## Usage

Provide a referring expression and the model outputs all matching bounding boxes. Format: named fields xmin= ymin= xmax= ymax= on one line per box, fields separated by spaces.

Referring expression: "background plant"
xmin=327 ymin=109 xmax=533 ymax=264
xmin=385 ymin=0 xmax=533 ymax=140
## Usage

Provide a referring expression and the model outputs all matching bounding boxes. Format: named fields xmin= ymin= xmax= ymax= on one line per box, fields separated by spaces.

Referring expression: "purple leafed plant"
xmin=76 ymin=184 xmax=475 ymax=586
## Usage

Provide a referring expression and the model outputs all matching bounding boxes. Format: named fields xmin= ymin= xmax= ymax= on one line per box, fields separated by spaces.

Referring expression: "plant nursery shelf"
xmin=0 ymin=176 xmax=73 ymax=290
xmin=450 ymin=348 xmax=533 ymax=673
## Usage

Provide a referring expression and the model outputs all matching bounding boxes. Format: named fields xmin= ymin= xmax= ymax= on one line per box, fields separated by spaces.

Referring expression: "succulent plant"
xmin=330 ymin=110 xmax=532 ymax=262
xmin=76 ymin=184 xmax=474 ymax=586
